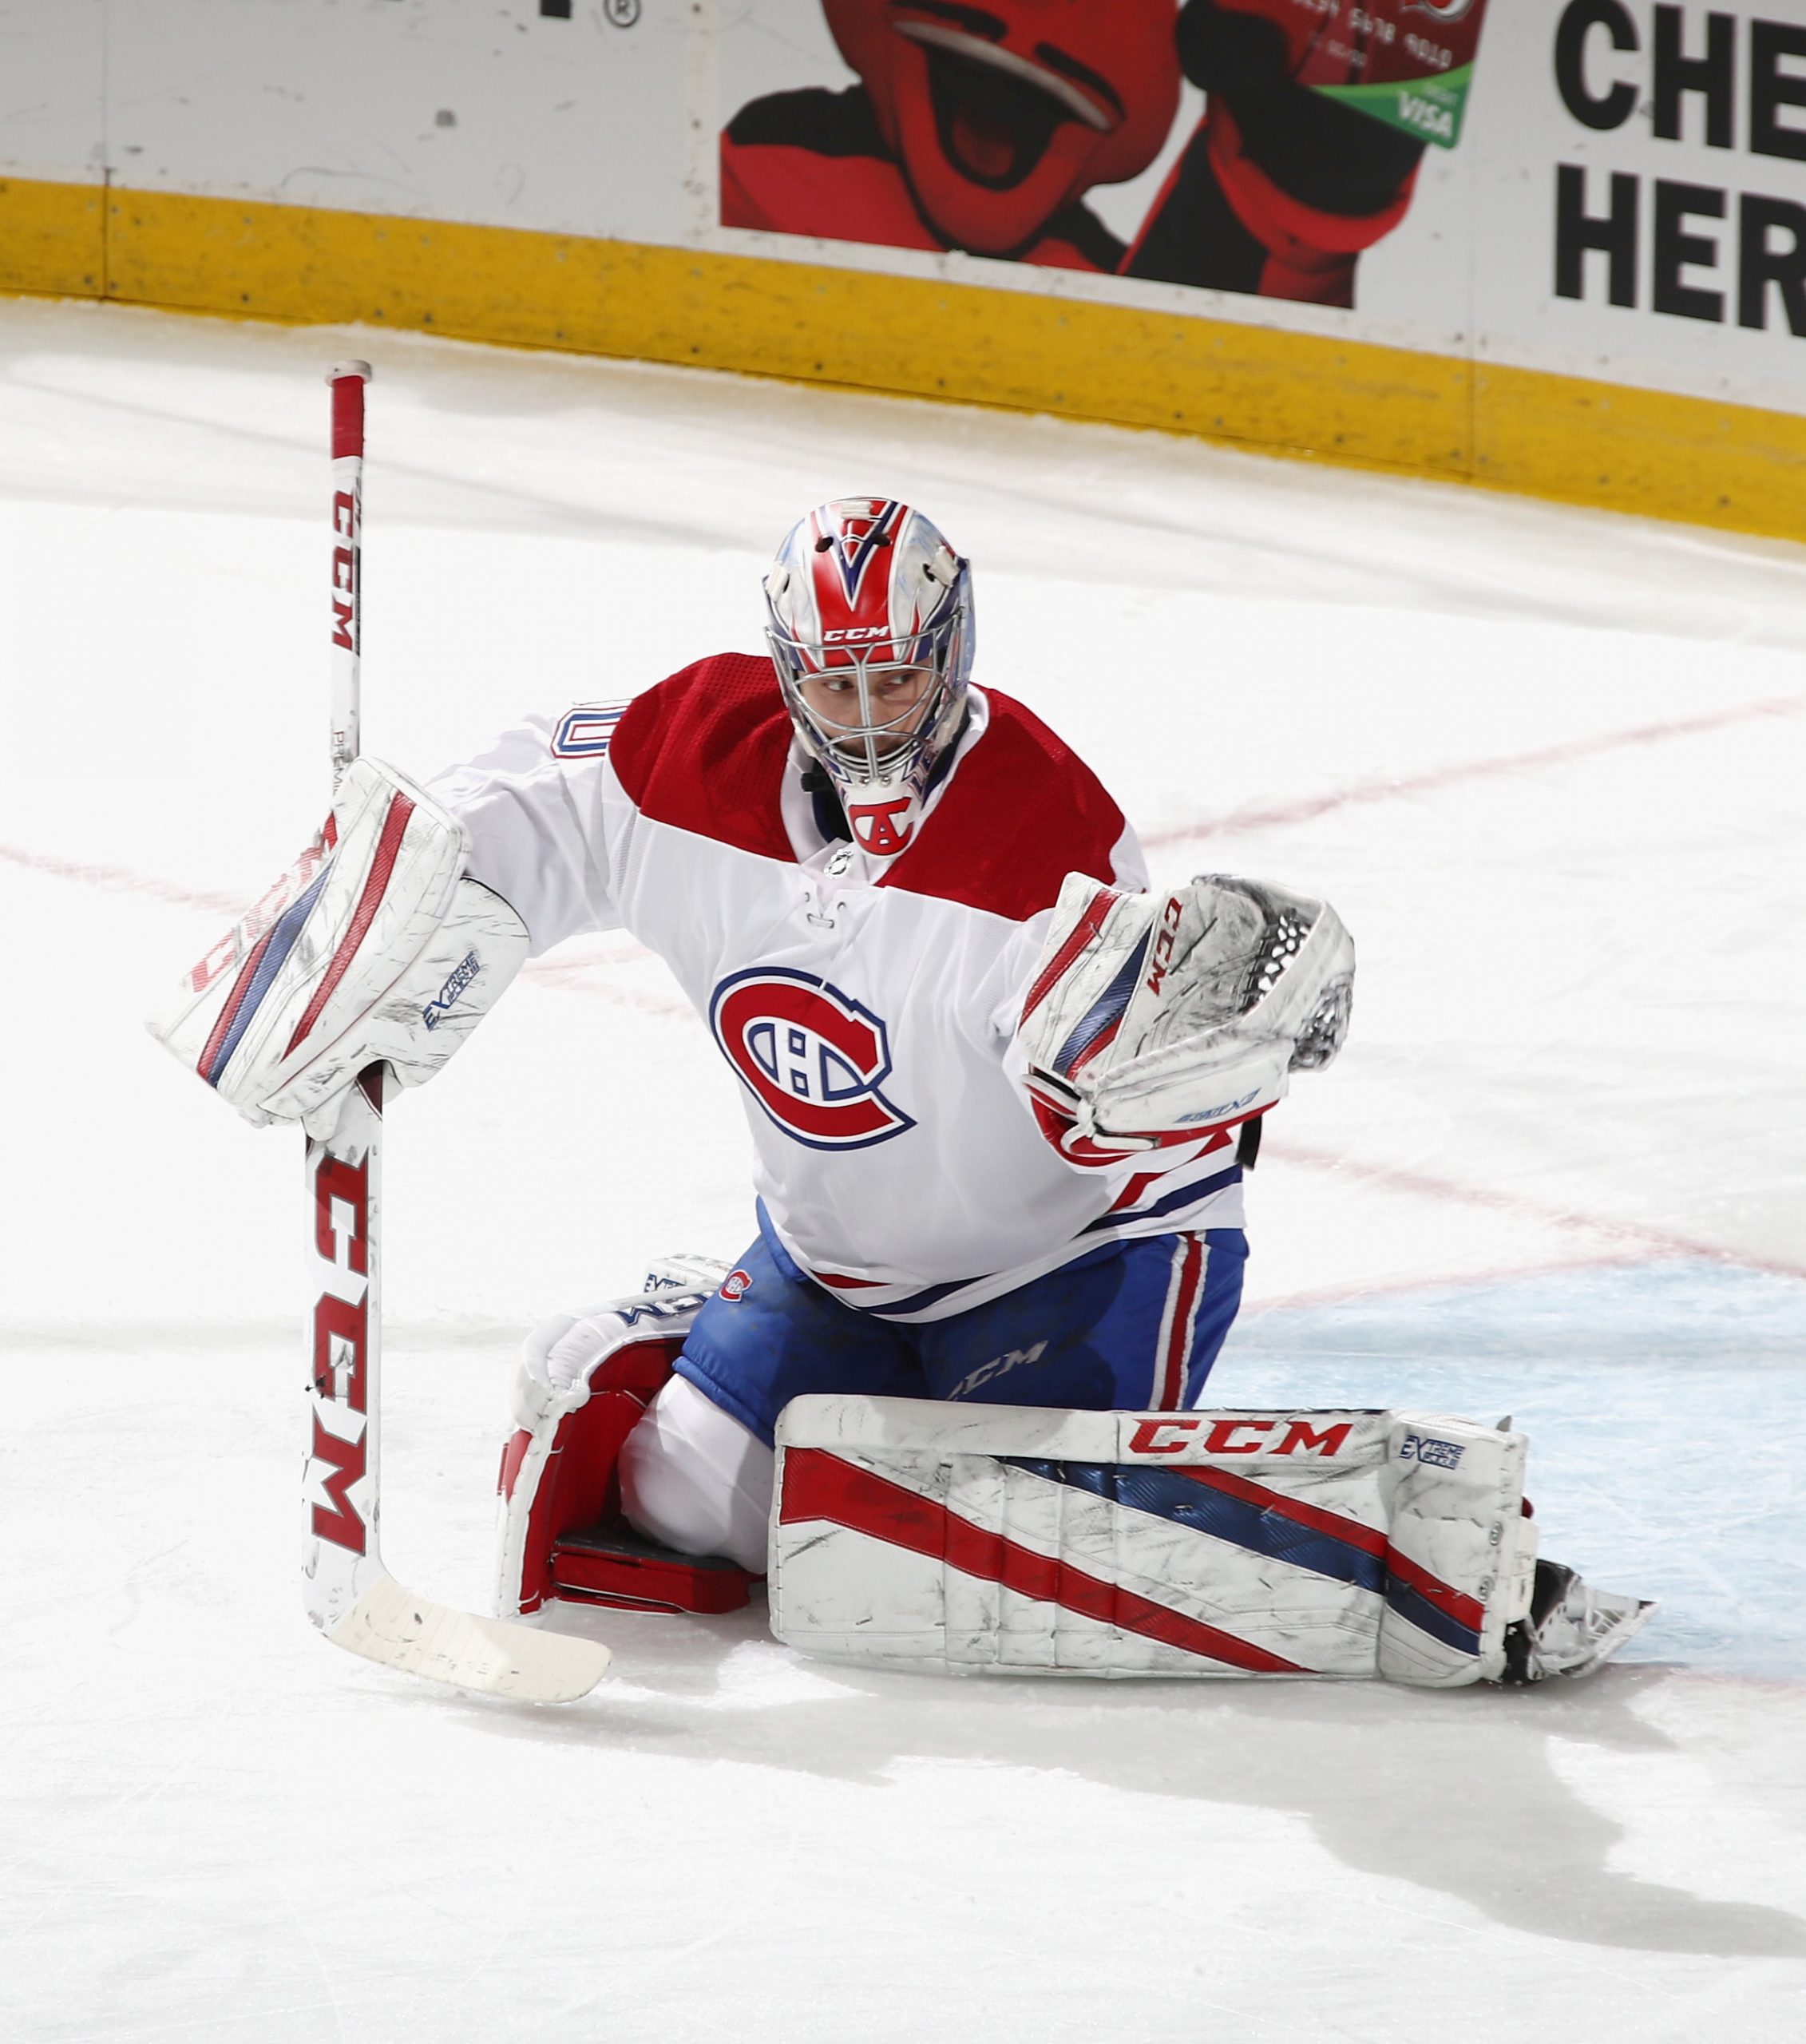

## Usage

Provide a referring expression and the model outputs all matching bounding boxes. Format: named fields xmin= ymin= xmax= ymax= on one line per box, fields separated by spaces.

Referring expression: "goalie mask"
xmin=764 ymin=497 xmax=973 ymax=859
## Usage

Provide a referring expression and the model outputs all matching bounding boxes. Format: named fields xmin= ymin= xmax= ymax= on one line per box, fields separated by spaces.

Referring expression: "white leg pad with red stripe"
xmin=149 ymin=758 xmax=526 ymax=1136
xmin=768 ymin=1397 xmax=1648 ymax=1686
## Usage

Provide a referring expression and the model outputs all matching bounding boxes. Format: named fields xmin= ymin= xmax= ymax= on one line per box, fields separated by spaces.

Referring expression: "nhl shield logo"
xmin=710 ymin=968 xmax=915 ymax=1151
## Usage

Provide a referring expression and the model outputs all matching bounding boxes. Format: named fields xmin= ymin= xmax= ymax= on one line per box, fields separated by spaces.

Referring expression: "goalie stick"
xmin=301 ymin=361 xmax=609 ymax=1703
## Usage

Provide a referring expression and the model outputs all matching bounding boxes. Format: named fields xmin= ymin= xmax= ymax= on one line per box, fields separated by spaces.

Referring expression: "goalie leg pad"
xmin=496 ymin=1257 xmax=758 ymax=1617
xmin=767 ymin=1397 xmax=1651 ymax=1685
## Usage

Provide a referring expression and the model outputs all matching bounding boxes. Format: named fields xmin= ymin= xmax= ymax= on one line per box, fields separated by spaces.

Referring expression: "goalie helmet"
xmin=763 ymin=497 xmax=974 ymax=859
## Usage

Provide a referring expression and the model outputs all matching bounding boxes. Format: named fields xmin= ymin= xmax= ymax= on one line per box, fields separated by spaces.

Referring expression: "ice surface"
xmin=2 ymin=299 xmax=1803 ymax=2041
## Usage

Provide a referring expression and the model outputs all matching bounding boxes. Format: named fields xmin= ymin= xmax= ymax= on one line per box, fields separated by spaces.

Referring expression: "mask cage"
xmin=766 ymin=601 xmax=968 ymax=791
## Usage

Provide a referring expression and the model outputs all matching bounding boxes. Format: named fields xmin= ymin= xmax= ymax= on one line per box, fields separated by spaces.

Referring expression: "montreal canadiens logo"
xmin=709 ymin=968 xmax=914 ymax=1151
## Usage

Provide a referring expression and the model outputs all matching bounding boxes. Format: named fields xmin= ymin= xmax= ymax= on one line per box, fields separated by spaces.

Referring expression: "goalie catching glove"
xmin=1018 ymin=873 xmax=1353 ymax=1161
xmin=149 ymin=759 xmax=527 ymax=1136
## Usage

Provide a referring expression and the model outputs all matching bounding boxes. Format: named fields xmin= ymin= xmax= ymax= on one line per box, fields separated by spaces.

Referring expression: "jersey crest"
xmin=710 ymin=968 xmax=915 ymax=1151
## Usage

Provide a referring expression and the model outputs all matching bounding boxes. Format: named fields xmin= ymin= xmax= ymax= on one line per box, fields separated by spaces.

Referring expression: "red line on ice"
xmin=1241 ymin=1248 xmax=1651 ymax=1317
xmin=1271 ymin=1139 xmax=1806 ymax=1283
xmin=0 ymin=841 xmax=239 ymax=914
xmin=1142 ymin=693 xmax=1806 ymax=850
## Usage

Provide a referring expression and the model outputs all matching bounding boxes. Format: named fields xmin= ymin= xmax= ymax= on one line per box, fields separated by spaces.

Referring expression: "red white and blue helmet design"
xmin=764 ymin=497 xmax=974 ymax=858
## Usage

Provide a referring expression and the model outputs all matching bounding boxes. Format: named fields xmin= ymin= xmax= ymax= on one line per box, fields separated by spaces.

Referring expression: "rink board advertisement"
xmin=1 ymin=0 xmax=1804 ymax=533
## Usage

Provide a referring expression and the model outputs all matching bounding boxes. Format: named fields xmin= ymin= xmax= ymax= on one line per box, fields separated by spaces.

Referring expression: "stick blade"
xmin=327 ymin=1572 xmax=610 ymax=1702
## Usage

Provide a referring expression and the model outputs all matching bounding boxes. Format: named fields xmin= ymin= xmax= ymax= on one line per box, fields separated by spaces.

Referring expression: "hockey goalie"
xmin=160 ymin=495 xmax=1650 ymax=1686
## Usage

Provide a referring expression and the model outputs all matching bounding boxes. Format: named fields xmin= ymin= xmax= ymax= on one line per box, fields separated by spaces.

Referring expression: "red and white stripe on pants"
xmin=1151 ymin=1232 xmax=1211 ymax=1411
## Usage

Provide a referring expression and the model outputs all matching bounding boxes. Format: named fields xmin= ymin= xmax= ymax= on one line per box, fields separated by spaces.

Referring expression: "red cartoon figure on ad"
xmin=723 ymin=0 xmax=1182 ymax=271
xmin=722 ymin=0 xmax=1489 ymax=307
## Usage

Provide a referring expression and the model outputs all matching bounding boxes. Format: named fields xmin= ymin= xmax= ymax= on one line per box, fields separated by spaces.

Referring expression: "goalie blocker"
xmin=148 ymin=757 xmax=526 ymax=1137
xmin=766 ymin=1395 xmax=1653 ymax=1686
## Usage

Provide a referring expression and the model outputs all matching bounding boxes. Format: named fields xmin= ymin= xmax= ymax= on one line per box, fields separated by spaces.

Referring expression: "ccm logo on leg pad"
xmin=1127 ymin=1416 xmax=1355 ymax=1458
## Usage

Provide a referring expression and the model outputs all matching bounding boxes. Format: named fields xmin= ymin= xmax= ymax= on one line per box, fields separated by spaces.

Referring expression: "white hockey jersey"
xmin=430 ymin=653 xmax=1248 ymax=1321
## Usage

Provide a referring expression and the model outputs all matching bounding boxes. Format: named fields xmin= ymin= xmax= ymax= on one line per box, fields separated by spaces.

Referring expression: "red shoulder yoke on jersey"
xmin=608 ymin=657 xmax=1132 ymax=923
xmin=606 ymin=653 xmax=797 ymax=863
xmin=880 ymin=691 xmax=1129 ymax=922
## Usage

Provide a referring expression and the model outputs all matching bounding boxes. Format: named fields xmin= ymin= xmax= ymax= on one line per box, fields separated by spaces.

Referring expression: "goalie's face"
xmin=796 ymin=660 xmax=940 ymax=762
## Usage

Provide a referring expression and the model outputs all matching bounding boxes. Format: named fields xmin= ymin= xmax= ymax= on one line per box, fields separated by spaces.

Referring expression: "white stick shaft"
xmin=306 ymin=361 xmax=383 ymax=1631
xmin=327 ymin=360 xmax=370 ymax=789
